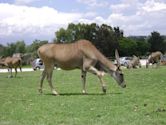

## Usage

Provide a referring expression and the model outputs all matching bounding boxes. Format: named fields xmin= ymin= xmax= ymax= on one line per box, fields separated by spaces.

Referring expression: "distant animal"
xmin=0 ymin=57 xmax=22 ymax=77
xmin=12 ymin=53 xmax=23 ymax=58
xmin=146 ymin=51 xmax=163 ymax=68
xmin=161 ymin=61 xmax=166 ymax=65
xmin=160 ymin=55 xmax=166 ymax=66
xmin=127 ymin=55 xmax=141 ymax=69
xmin=37 ymin=39 xmax=126 ymax=95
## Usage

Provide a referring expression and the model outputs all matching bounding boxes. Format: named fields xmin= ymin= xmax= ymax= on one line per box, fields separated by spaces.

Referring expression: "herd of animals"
xmin=0 ymin=40 xmax=165 ymax=95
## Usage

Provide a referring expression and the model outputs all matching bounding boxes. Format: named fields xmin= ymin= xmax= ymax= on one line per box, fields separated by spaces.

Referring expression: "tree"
xmin=113 ymin=27 xmax=123 ymax=40
xmin=128 ymin=36 xmax=150 ymax=56
xmin=136 ymin=41 xmax=150 ymax=56
xmin=119 ymin=37 xmax=137 ymax=56
xmin=0 ymin=44 xmax=5 ymax=57
xmin=1 ymin=41 xmax=26 ymax=57
xmin=148 ymin=31 xmax=165 ymax=53
xmin=4 ymin=43 xmax=17 ymax=56
xmin=95 ymin=24 xmax=119 ymax=57
xmin=55 ymin=23 xmax=122 ymax=57
xmin=15 ymin=41 xmax=26 ymax=53
xmin=55 ymin=28 xmax=72 ymax=43
xmin=26 ymin=39 xmax=48 ymax=58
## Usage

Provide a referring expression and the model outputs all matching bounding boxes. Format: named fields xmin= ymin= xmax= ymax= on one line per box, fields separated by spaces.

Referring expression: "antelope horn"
xmin=115 ymin=49 xmax=120 ymax=67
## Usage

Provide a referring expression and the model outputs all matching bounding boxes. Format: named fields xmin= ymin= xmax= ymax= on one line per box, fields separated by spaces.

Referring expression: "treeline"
xmin=55 ymin=23 xmax=166 ymax=57
xmin=0 ymin=40 xmax=48 ymax=57
xmin=0 ymin=23 xmax=166 ymax=58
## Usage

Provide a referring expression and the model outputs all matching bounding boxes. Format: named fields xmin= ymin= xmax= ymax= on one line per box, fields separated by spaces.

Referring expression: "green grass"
xmin=22 ymin=65 xmax=32 ymax=68
xmin=0 ymin=67 xmax=166 ymax=125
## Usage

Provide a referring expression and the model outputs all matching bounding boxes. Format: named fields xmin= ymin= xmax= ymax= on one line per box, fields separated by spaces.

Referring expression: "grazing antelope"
xmin=0 ymin=57 xmax=22 ymax=77
xmin=146 ymin=51 xmax=163 ymax=68
xmin=127 ymin=55 xmax=141 ymax=69
xmin=38 ymin=39 xmax=126 ymax=95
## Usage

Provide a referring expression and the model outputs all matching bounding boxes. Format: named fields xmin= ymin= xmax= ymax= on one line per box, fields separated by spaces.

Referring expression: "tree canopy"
xmin=0 ymin=40 xmax=48 ymax=57
xmin=148 ymin=31 xmax=166 ymax=53
xmin=1 ymin=23 xmax=165 ymax=60
xmin=55 ymin=24 xmax=166 ymax=56
xmin=55 ymin=23 xmax=123 ymax=57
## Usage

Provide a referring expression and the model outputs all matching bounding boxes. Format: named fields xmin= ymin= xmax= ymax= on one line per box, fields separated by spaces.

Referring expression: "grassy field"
xmin=0 ymin=67 xmax=166 ymax=125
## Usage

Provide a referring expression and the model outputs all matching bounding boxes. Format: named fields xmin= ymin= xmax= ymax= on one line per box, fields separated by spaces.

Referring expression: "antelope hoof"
xmin=102 ymin=86 xmax=107 ymax=94
xmin=38 ymin=88 xmax=43 ymax=94
xmin=52 ymin=90 xmax=59 ymax=96
xmin=82 ymin=90 xmax=87 ymax=95
xmin=98 ymin=72 xmax=105 ymax=78
xmin=8 ymin=75 xmax=13 ymax=78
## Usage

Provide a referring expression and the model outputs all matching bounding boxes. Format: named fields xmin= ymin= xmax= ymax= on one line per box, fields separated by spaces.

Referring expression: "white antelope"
xmin=38 ymin=39 xmax=126 ymax=95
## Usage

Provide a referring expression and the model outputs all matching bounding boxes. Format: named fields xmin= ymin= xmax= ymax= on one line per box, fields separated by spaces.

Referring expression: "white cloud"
xmin=79 ymin=16 xmax=106 ymax=25
xmin=84 ymin=12 xmax=97 ymax=18
xmin=14 ymin=0 xmax=39 ymax=5
xmin=108 ymin=0 xmax=166 ymax=35
xmin=0 ymin=1 xmax=166 ymax=45
xmin=142 ymin=0 xmax=166 ymax=12
xmin=77 ymin=0 xmax=109 ymax=8
xmin=0 ymin=3 xmax=82 ymax=40
xmin=110 ymin=3 xmax=130 ymax=14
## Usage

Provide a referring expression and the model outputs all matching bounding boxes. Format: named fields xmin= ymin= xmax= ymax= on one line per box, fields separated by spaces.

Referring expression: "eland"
xmin=0 ymin=56 xmax=22 ymax=77
xmin=146 ymin=51 xmax=163 ymax=68
xmin=38 ymin=39 xmax=126 ymax=95
xmin=127 ymin=55 xmax=141 ymax=69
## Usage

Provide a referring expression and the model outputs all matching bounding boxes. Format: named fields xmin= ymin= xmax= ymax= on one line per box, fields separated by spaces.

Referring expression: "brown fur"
xmin=146 ymin=51 xmax=162 ymax=68
xmin=0 ymin=57 xmax=22 ymax=77
xmin=38 ymin=39 xmax=126 ymax=95
xmin=127 ymin=55 xmax=141 ymax=69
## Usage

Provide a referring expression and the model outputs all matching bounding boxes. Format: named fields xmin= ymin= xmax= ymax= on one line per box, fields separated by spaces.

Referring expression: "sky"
xmin=0 ymin=0 xmax=166 ymax=45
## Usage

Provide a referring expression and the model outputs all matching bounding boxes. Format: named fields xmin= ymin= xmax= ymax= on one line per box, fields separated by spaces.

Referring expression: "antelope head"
xmin=111 ymin=49 xmax=126 ymax=88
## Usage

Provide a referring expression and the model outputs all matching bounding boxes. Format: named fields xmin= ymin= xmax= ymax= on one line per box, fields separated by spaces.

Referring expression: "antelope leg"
xmin=81 ymin=70 xmax=87 ymax=94
xmin=88 ymin=66 xmax=106 ymax=93
xmin=39 ymin=69 xmax=46 ymax=93
xmin=14 ymin=68 xmax=17 ymax=77
xmin=46 ymin=68 xmax=58 ymax=95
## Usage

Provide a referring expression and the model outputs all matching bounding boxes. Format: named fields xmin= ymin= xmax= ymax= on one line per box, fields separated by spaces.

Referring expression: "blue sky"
xmin=0 ymin=0 xmax=166 ymax=45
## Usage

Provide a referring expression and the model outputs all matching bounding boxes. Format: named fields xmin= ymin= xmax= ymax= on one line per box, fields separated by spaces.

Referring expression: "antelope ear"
xmin=115 ymin=49 xmax=120 ymax=67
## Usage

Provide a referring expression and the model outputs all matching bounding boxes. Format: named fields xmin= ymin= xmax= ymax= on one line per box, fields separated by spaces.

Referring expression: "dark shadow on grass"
xmin=60 ymin=93 xmax=105 ymax=96
xmin=4 ymin=76 xmax=23 ymax=79
xmin=110 ymin=92 xmax=122 ymax=95
xmin=44 ymin=92 xmax=122 ymax=96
